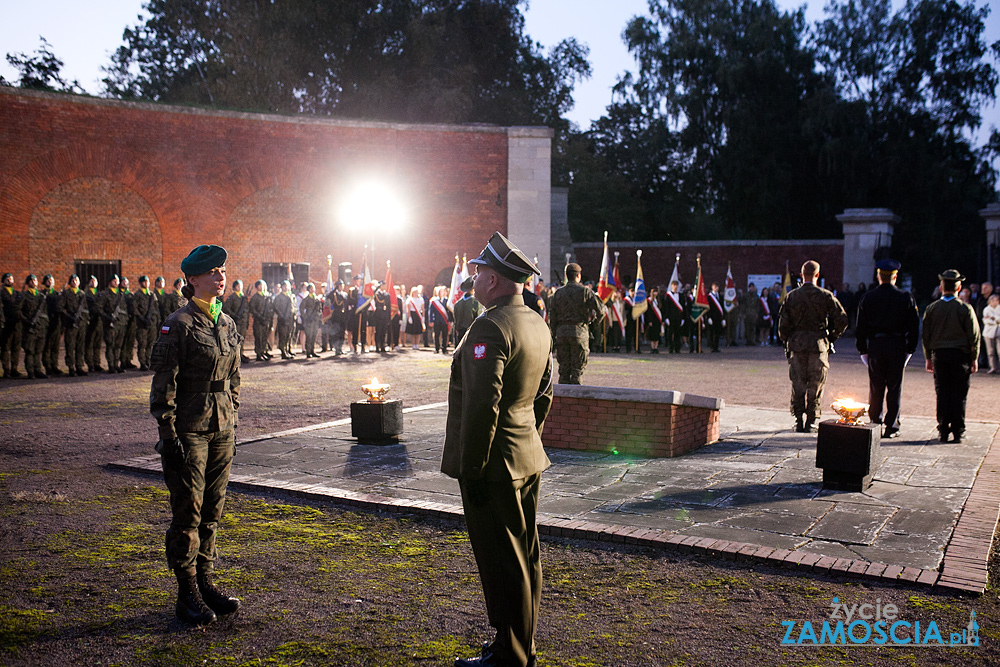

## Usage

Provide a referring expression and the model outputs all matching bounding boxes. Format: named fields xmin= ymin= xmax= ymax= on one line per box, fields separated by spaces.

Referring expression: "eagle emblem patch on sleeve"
xmin=473 ymin=343 xmax=486 ymax=359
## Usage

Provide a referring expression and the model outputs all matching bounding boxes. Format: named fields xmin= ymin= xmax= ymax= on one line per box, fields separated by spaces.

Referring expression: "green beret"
xmin=180 ymin=244 xmax=228 ymax=276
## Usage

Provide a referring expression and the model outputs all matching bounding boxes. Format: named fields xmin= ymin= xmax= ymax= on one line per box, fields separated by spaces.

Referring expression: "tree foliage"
xmin=102 ymin=0 xmax=590 ymax=130
xmin=568 ymin=0 xmax=999 ymax=288
xmin=1 ymin=37 xmax=83 ymax=93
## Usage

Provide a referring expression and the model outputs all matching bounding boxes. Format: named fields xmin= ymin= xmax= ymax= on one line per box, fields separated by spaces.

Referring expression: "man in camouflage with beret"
xmin=59 ymin=274 xmax=89 ymax=376
xmin=778 ymin=260 xmax=848 ymax=432
xmin=41 ymin=274 xmax=64 ymax=376
xmin=100 ymin=275 xmax=129 ymax=374
xmin=84 ymin=276 xmax=103 ymax=373
xmin=548 ymin=262 xmax=604 ymax=384
xmin=19 ymin=274 xmax=48 ymax=379
xmin=132 ymin=276 xmax=160 ymax=371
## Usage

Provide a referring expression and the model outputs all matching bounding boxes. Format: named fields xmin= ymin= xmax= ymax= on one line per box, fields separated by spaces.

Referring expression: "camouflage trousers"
xmin=788 ymin=350 xmax=829 ymax=421
xmin=21 ymin=326 xmax=46 ymax=375
xmin=136 ymin=323 xmax=157 ymax=367
xmin=0 ymin=322 xmax=20 ymax=374
xmin=252 ymin=320 xmax=271 ymax=357
xmin=555 ymin=335 xmax=588 ymax=384
xmin=85 ymin=319 xmax=103 ymax=371
xmin=43 ymin=320 xmax=62 ymax=371
xmin=63 ymin=323 xmax=87 ymax=371
xmin=161 ymin=429 xmax=235 ymax=577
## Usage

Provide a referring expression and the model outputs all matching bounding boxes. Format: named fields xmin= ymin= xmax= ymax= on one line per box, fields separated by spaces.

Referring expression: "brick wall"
xmin=542 ymin=386 xmax=723 ymax=458
xmin=573 ymin=240 xmax=846 ymax=292
xmin=0 ymin=88 xmax=520 ymax=290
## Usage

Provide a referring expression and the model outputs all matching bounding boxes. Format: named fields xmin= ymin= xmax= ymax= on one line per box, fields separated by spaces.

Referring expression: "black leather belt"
xmin=178 ymin=379 xmax=230 ymax=393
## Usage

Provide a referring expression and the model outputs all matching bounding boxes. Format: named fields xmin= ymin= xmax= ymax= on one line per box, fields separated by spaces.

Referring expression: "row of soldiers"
xmin=1 ymin=272 xmax=187 ymax=379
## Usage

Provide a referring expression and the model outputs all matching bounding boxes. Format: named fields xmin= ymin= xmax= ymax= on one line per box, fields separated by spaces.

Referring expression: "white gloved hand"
xmin=861 ymin=354 xmax=869 ymax=367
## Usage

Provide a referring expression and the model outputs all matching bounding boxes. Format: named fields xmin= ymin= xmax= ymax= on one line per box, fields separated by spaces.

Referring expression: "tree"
xmin=2 ymin=37 xmax=83 ymax=93
xmin=102 ymin=0 xmax=590 ymax=131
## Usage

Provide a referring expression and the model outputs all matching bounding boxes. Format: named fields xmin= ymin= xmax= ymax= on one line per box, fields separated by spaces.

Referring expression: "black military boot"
xmin=176 ymin=575 xmax=217 ymax=626
xmin=794 ymin=414 xmax=804 ymax=433
xmin=197 ymin=571 xmax=241 ymax=616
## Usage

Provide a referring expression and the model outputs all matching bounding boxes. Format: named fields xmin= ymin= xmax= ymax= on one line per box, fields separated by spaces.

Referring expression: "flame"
xmin=832 ymin=397 xmax=867 ymax=410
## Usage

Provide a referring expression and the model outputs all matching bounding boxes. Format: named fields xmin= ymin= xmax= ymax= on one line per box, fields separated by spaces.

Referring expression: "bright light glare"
xmin=338 ymin=182 xmax=406 ymax=230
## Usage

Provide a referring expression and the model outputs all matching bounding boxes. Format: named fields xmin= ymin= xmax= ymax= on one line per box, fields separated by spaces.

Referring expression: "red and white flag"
xmin=597 ymin=231 xmax=613 ymax=302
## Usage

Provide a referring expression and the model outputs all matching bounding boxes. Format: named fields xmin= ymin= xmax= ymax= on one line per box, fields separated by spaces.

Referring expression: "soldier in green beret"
xmin=83 ymin=276 xmax=103 ymax=373
xmin=100 ymin=275 xmax=129 ymax=374
xmin=41 ymin=274 xmax=63 ymax=376
xmin=1 ymin=272 xmax=22 ymax=378
xmin=133 ymin=276 xmax=160 ymax=371
xmin=150 ymin=244 xmax=242 ymax=626
xmin=19 ymin=274 xmax=48 ymax=379
xmin=59 ymin=274 xmax=89 ymax=376
xmin=119 ymin=276 xmax=139 ymax=370
xmin=222 ymin=279 xmax=251 ymax=363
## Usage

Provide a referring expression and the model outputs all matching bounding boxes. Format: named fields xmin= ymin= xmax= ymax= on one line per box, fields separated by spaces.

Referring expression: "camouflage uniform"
xmin=132 ymin=288 xmax=160 ymax=370
xmin=150 ymin=301 xmax=241 ymax=578
xmin=19 ymin=288 xmax=48 ymax=378
xmin=221 ymin=291 xmax=250 ymax=359
xmin=162 ymin=290 xmax=187 ymax=319
xmin=272 ymin=291 xmax=295 ymax=357
xmin=101 ymin=288 xmax=129 ymax=372
xmin=59 ymin=287 xmax=89 ymax=374
xmin=778 ymin=282 xmax=848 ymax=428
xmin=1 ymin=285 xmax=21 ymax=377
xmin=43 ymin=286 xmax=63 ymax=374
xmin=119 ymin=288 xmax=138 ymax=369
xmin=299 ymin=292 xmax=323 ymax=356
xmin=248 ymin=290 xmax=273 ymax=359
xmin=548 ymin=281 xmax=604 ymax=384
xmin=84 ymin=287 xmax=103 ymax=372
xmin=453 ymin=293 xmax=485 ymax=344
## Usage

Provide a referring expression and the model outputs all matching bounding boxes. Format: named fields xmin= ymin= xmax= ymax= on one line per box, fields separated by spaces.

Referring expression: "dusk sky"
xmin=2 ymin=0 xmax=997 ymax=151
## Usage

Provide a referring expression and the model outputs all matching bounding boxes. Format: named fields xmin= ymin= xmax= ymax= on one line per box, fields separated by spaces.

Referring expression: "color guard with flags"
xmin=688 ymin=254 xmax=710 ymax=353
xmin=597 ymin=231 xmax=614 ymax=302
xmin=447 ymin=255 xmax=465 ymax=311
xmin=707 ymin=279 xmax=727 ymax=352
xmin=631 ymin=250 xmax=648 ymax=352
xmin=724 ymin=263 xmax=737 ymax=313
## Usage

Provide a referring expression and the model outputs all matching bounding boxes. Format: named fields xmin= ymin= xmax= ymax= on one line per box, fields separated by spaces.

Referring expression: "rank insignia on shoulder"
xmin=473 ymin=343 xmax=487 ymax=359
xmin=160 ymin=325 xmax=170 ymax=334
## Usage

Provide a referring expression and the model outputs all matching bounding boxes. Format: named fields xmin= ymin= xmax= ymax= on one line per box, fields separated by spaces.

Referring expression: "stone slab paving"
xmin=111 ymin=402 xmax=1000 ymax=594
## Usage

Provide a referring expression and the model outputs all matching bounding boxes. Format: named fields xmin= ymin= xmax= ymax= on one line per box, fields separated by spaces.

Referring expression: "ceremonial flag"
xmin=724 ymin=263 xmax=737 ymax=312
xmin=287 ymin=261 xmax=294 ymax=284
xmin=596 ymin=231 xmax=614 ymax=302
xmin=690 ymin=256 xmax=709 ymax=322
xmin=326 ymin=255 xmax=334 ymax=293
xmin=612 ymin=251 xmax=623 ymax=293
xmin=385 ymin=260 xmax=398 ymax=317
xmin=669 ymin=253 xmax=681 ymax=287
xmin=632 ymin=250 xmax=648 ymax=319
xmin=447 ymin=255 xmax=463 ymax=310
xmin=361 ymin=252 xmax=374 ymax=298
xmin=781 ymin=261 xmax=793 ymax=303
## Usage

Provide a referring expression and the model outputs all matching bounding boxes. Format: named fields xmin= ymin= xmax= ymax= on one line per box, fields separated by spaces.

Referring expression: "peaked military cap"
xmin=938 ymin=269 xmax=966 ymax=282
xmin=180 ymin=244 xmax=228 ymax=276
xmin=875 ymin=259 xmax=900 ymax=272
xmin=468 ymin=231 xmax=540 ymax=283
xmin=460 ymin=276 xmax=475 ymax=292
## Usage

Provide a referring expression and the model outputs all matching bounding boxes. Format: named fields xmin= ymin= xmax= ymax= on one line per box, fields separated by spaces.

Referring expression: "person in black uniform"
xmin=150 ymin=244 xmax=242 ymax=626
xmin=854 ymin=259 xmax=920 ymax=438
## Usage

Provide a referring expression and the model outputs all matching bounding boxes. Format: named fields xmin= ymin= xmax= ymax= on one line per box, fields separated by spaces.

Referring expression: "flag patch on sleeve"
xmin=473 ymin=343 xmax=487 ymax=359
xmin=160 ymin=325 xmax=171 ymax=335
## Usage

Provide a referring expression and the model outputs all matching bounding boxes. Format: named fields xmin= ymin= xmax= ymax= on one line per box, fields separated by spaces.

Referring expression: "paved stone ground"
xmin=113 ymin=399 xmax=1000 ymax=591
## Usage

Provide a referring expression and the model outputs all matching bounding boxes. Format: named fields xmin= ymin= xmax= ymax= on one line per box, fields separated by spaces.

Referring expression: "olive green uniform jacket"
xmin=442 ymin=293 xmax=553 ymax=481
xmin=778 ymin=283 xmax=848 ymax=352
xmin=150 ymin=302 xmax=242 ymax=439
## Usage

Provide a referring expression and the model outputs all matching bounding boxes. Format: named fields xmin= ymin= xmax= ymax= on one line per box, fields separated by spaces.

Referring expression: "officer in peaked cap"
xmin=467 ymin=231 xmax=540 ymax=283
xmin=442 ymin=231 xmax=552 ymax=667
xmin=922 ymin=268 xmax=980 ymax=442
xmin=854 ymin=259 xmax=920 ymax=438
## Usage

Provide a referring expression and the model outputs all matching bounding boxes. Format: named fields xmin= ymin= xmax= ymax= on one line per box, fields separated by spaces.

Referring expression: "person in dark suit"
xmin=441 ymin=232 xmax=553 ymax=667
xmin=854 ymin=259 xmax=920 ymax=438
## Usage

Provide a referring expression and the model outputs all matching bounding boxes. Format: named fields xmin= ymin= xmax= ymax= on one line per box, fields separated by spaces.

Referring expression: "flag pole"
xmin=636 ymin=249 xmax=642 ymax=353
xmin=696 ymin=253 xmax=703 ymax=353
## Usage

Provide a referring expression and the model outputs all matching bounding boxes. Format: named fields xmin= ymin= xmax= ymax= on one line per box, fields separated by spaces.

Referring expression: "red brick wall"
xmin=0 ymin=88 xmax=509 ymax=289
xmin=573 ymin=241 xmax=846 ymax=292
xmin=542 ymin=395 xmax=721 ymax=457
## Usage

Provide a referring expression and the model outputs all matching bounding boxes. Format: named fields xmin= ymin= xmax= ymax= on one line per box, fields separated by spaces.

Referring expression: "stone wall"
xmin=1 ymin=88 xmax=551 ymax=290
xmin=542 ymin=385 xmax=723 ymax=458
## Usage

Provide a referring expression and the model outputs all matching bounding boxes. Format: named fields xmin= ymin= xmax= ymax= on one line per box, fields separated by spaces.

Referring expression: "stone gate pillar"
xmin=980 ymin=203 xmax=1000 ymax=285
xmin=837 ymin=208 xmax=899 ymax=288
xmin=506 ymin=127 xmax=553 ymax=284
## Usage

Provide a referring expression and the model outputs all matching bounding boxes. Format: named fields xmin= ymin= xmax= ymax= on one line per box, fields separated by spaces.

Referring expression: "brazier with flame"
xmin=815 ymin=398 xmax=881 ymax=492
xmin=350 ymin=377 xmax=403 ymax=444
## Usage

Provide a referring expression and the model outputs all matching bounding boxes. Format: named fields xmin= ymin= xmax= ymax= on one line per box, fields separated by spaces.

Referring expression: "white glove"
xmin=708 ymin=318 xmax=713 ymax=325
xmin=861 ymin=354 xmax=869 ymax=367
